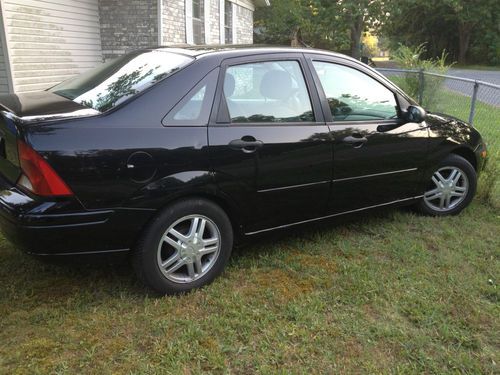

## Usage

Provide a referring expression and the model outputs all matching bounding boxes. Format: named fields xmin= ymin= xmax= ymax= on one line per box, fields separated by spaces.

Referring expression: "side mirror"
xmin=406 ymin=105 xmax=427 ymax=123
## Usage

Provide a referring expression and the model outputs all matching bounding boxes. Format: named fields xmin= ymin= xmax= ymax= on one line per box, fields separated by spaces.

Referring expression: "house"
xmin=0 ymin=0 xmax=269 ymax=94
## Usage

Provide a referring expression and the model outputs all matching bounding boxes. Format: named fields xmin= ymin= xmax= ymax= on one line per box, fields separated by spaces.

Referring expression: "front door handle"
xmin=343 ymin=135 xmax=368 ymax=147
xmin=229 ymin=138 xmax=264 ymax=153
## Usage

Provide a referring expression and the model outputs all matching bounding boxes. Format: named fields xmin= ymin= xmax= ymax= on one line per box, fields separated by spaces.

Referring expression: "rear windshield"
xmin=49 ymin=50 xmax=194 ymax=112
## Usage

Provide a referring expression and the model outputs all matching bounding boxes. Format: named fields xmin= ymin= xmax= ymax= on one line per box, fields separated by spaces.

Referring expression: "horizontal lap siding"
xmin=2 ymin=0 xmax=102 ymax=93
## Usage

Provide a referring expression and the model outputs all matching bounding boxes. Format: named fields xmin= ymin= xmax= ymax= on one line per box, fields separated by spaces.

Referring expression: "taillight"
xmin=17 ymin=140 xmax=73 ymax=197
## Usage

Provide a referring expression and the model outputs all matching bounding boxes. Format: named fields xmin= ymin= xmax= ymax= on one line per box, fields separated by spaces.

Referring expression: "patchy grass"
xmin=0 ymin=201 xmax=499 ymax=374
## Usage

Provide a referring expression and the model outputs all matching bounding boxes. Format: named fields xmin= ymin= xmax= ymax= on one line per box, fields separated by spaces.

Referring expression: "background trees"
xmin=254 ymin=0 xmax=499 ymax=65
xmin=382 ymin=0 xmax=499 ymax=65
xmin=254 ymin=0 xmax=388 ymax=57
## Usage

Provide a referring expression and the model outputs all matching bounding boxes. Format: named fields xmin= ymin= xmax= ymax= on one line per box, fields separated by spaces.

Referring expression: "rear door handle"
xmin=229 ymin=138 xmax=264 ymax=153
xmin=343 ymin=135 xmax=368 ymax=147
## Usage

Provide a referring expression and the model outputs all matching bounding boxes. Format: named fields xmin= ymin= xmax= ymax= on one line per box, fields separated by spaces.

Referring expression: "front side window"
xmin=193 ymin=0 xmax=205 ymax=44
xmin=312 ymin=61 xmax=398 ymax=121
xmin=224 ymin=0 xmax=233 ymax=44
xmin=49 ymin=50 xmax=193 ymax=112
xmin=223 ymin=61 xmax=314 ymax=123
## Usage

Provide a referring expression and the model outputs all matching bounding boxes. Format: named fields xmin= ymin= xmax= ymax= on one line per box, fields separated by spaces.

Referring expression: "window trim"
xmin=231 ymin=1 xmax=237 ymax=44
xmin=219 ymin=0 xmax=238 ymax=45
xmin=219 ymin=0 xmax=225 ymax=44
xmin=304 ymin=54 xmax=408 ymax=125
xmin=223 ymin=0 xmax=234 ymax=44
xmin=204 ymin=0 xmax=210 ymax=43
xmin=186 ymin=0 xmax=206 ymax=45
xmin=209 ymin=54 xmax=325 ymax=127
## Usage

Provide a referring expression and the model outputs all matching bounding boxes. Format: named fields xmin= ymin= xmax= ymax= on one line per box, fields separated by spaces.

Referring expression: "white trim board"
xmin=204 ymin=0 xmax=210 ymax=43
xmin=231 ymin=1 xmax=237 ymax=44
xmin=219 ymin=0 xmax=225 ymax=44
xmin=185 ymin=0 xmax=194 ymax=44
xmin=0 ymin=0 xmax=15 ymax=93
xmin=229 ymin=0 xmax=254 ymax=11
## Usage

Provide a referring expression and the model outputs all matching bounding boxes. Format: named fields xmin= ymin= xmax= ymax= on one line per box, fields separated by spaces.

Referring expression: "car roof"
xmin=145 ymin=44 xmax=357 ymax=63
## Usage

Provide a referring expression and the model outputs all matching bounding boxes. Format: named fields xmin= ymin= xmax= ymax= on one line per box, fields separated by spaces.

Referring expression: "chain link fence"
xmin=377 ymin=68 xmax=499 ymax=204
xmin=377 ymin=68 xmax=499 ymax=152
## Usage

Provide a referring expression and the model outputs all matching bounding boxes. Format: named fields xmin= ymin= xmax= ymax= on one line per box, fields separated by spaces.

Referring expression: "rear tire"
xmin=133 ymin=198 xmax=233 ymax=295
xmin=416 ymin=154 xmax=476 ymax=216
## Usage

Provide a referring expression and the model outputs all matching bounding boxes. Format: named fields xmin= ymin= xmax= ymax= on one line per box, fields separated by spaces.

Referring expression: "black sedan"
xmin=0 ymin=46 xmax=487 ymax=294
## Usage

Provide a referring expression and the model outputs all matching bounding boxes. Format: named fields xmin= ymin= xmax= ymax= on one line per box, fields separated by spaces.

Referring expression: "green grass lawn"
xmin=0 ymin=201 xmax=499 ymax=374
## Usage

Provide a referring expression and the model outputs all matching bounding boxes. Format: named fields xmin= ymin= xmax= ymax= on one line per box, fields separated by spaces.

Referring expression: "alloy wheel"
xmin=157 ymin=215 xmax=221 ymax=283
xmin=423 ymin=166 xmax=469 ymax=212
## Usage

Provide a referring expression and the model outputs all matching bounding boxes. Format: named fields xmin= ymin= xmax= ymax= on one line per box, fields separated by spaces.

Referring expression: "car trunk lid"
xmin=0 ymin=91 xmax=98 ymax=184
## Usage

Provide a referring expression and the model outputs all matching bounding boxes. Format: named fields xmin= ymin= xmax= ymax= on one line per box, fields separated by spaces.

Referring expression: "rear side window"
xmin=312 ymin=61 xmax=398 ymax=121
xmin=163 ymin=68 xmax=219 ymax=126
xmin=223 ymin=61 xmax=314 ymax=123
xmin=50 ymin=50 xmax=193 ymax=112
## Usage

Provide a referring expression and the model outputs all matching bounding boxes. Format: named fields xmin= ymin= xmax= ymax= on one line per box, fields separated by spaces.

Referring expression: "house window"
xmin=224 ymin=0 xmax=233 ymax=44
xmin=192 ymin=0 xmax=205 ymax=44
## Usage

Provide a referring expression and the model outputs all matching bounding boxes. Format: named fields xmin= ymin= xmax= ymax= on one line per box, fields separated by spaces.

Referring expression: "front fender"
xmin=422 ymin=113 xmax=485 ymax=183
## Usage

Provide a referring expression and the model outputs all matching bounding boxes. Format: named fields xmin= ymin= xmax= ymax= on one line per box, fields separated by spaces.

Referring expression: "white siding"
xmin=1 ymin=0 xmax=102 ymax=93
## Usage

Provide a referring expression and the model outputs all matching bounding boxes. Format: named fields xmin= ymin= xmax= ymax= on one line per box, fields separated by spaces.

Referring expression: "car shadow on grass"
xmin=0 ymin=206 xmax=407 ymax=301
xmin=232 ymin=206 xmax=406 ymax=260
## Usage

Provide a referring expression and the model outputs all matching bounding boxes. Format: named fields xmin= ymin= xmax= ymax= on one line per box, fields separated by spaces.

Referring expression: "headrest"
xmin=224 ymin=73 xmax=236 ymax=97
xmin=260 ymin=70 xmax=293 ymax=100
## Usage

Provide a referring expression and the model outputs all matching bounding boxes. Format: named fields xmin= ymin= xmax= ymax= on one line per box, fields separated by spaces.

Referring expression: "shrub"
xmin=391 ymin=43 xmax=453 ymax=109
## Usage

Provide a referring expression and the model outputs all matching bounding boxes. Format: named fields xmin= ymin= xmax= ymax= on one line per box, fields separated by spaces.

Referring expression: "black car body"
xmin=0 ymin=46 xmax=487 ymax=293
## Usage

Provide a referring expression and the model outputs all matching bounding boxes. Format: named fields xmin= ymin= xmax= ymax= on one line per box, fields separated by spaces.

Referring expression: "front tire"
xmin=416 ymin=154 xmax=477 ymax=216
xmin=133 ymin=198 xmax=233 ymax=295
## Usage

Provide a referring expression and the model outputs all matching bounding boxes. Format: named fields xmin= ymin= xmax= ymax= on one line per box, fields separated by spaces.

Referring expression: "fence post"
xmin=468 ymin=81 xmax=479 ymax=126
xmin=418 ymin=69 xmax=424 ymax=104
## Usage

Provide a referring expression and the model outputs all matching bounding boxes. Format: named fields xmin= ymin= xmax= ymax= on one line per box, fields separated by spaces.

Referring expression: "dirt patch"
xmin=233 ymin=268 xmax=315 ymax=304
xmin=286 ymin=251 xmax=338 ymax=273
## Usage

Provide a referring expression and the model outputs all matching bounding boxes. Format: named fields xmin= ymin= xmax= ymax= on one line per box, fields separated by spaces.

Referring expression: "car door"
xmin=305 ymin=54 xmax=429 ymax=214
xmin=208 ymin=54 xmax=333 ymax=233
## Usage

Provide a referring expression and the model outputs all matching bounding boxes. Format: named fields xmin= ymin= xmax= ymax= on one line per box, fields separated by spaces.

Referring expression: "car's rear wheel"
xmin=416 ymin=154 xmax=476 ymax=216
xmin=133 ymin=198 xmax=233 ymax=294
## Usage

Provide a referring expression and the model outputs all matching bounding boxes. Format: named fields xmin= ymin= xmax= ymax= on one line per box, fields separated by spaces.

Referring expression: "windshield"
xmin=49 ymin=50 xmax=194 ymax=112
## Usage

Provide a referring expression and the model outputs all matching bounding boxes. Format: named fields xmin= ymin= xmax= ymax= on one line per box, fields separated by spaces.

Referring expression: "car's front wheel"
xmin=133 ymin=198 xmax=233 ymax=294
xmin=416 ymin=154 xmax=477 ymax=216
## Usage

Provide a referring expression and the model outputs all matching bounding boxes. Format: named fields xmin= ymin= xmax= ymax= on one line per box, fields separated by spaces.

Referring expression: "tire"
xmin=133 ymin=198 xmax=233 ymax=295
xmin=415 ymin=154 xmax=477 ymax=216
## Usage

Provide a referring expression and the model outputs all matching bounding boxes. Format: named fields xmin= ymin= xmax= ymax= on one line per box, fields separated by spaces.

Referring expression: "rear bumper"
xmin=0 ymin=183 xmax=155 ymax=256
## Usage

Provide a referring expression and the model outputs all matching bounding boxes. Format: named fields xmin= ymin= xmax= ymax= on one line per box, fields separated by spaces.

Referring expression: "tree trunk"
xmin=350 ymin=16 xmax=364 ymax=59
xmin=458 ymin=22 xmax=472 ymax=64
xmin=291 ymin=27 xmax=301 ymax=47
